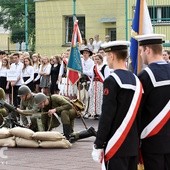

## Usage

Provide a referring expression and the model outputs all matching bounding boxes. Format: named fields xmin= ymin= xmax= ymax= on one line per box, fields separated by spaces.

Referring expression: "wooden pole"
xmin=11 ymin=86 xmax=14 ymax=105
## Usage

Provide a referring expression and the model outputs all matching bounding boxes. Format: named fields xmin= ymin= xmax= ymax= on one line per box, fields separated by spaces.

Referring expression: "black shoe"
xmin=68 ymin=136 xmax=77 ymax=143
xmin=63 ymin=124 xmax=72 ymax=140
xmin=88 ymin=126 xmax=97 ymax=136
xmin=94 ymin=114 xmax=100 ymax=120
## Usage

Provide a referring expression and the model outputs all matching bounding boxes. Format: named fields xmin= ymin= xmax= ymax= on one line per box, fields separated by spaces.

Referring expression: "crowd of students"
xmin=0 ymin=34 xmax=169 ymax=117
xmin=0 ymin=33 xmax=170 ymax=170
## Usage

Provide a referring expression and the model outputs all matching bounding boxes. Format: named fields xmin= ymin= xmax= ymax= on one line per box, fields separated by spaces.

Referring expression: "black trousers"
xmin=13 ymin=85 xmax=20 ymax=107
xmin=142 ymin=152 xmax=170 ymax=170
xmin=105 ymin=156 xmax=138 ymax=170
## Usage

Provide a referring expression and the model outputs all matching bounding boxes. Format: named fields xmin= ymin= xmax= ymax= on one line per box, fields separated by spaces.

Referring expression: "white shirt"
xmin=102 ymin=65 xmax=110 ymax=79
xmin=87 ymin=43 xmax=94 ymax=52
xmin=0 ymin=67 xmax=9 ymax=77
xmin=33 ymin=63 xmax=40 ymax=74
xmin=59 ymin=58 xmax=68 ymax=77
xmin=0 ymin=61 xmax=2 ymax=69
xmin=22 ymin=65 xmax=34 ymax=85
xmin=39 ymin=63 xmax=51 ymax=75
xmin=92 ymin=40 xmax=102 ymax=53
xmin=33 ymin=63 xmax=41 ymax=81
xmin=10 ymin=62 xmax=24 ymax=86
xmin=81 ymin=58 xmax=94 ymax=78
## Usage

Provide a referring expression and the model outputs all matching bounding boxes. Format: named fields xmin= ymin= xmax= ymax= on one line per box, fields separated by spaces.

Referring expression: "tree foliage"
xmin=0 ymin=0 xmax=35 ymax=51
xmin=11 ymin=27 xmax=25 ymax=51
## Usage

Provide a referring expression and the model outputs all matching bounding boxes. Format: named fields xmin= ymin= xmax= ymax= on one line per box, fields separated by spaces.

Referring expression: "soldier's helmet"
xmin=0 ymin=88 xmax=5 ymax=100
xmin=18 ymin=85 xmax=31 ymax=96
xmin=34 ymin=93 xmax=47 ymax=105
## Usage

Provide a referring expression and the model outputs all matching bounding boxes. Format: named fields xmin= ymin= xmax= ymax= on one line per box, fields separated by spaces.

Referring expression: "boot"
xmin=70 ymin=126 xmax=97 ymax=142
xmin=63 ymin=124 xmax=72 ymax=140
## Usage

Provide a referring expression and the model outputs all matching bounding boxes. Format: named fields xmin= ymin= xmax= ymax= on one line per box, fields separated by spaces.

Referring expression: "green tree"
xmin=11 ymin=27 xmax=25 ymax=51
xmin=0 ymin=0 xmax=35 ymax=52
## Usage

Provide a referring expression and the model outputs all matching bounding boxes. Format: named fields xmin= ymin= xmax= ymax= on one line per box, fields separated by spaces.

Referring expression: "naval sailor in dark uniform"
xmin=135 ymin=34 xmax=170 ymax=170
xmin=92 ymin=41 xmax=143 ymax=170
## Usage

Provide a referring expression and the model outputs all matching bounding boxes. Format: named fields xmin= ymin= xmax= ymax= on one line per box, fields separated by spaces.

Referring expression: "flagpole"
xmin=125 ymin=0 xmax=128 ymax=41
xmin=25 ymin=0 xmax=28 ymax=51
xmin=73 ymin=0 xmax=76 ymax=21
xmin=137 ymin=0 xmax=144 ymax=74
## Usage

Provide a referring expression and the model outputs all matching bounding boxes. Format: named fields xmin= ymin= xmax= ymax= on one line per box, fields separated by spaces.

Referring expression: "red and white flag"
xmin=68 ymin=20 xmax=83 ymax=85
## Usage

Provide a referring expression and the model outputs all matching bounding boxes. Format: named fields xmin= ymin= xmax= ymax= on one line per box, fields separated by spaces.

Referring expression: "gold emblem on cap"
xmin=105 ymin=47 xmax=112 ymax=52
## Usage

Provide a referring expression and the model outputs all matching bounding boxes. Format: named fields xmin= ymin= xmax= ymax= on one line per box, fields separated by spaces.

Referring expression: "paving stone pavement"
xmin=0 ymin=118 xmax=101 ymax=170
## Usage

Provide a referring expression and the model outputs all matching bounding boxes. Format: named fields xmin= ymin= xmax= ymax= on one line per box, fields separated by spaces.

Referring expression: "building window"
xmin=148 ymin=6 xmax=170 ymax=23
xmin=65 ymin=16 xmax=85 ymax=44
xmin=108 ymin=28 xmax=116 ymax=41
xmin=161 ymin=7 xmax=170 ymax=21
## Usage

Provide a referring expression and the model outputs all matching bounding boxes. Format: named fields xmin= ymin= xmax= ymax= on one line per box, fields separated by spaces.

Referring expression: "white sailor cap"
xmin=135 ymin=34 xmax=165 ymax=46
xmin=101 ymin=41 xmax=130 ymax=52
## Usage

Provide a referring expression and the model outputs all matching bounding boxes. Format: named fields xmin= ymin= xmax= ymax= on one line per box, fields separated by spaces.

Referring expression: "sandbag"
xmin=32 ymin=131 xmax=65 ymax=141
xmin=15 ymin=137 xmax=39 ymax=148
xmin=0 ymin=136 xmax=16 ymax=147
xmin=9 ymin=127 xmax=34 ymax=140
xmin=0 ymin=128 xmax=11 ymax=139
xmin=39 ymin=139 xmax=72 ymax=149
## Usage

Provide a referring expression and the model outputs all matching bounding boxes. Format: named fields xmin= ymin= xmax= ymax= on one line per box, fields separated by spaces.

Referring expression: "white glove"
xmin=91 ymin=145 xmax=104 ymax=163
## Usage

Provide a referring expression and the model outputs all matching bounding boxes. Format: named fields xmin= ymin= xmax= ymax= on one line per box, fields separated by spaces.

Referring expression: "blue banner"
xmin=67 ymin=45 xmax=82 ymax=73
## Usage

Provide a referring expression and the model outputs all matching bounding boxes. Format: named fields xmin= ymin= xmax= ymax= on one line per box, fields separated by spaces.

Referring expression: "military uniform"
xmin=94 ymin=70 xmax=142 ymax=170
xmin=138 ymin=63 xmax=170 ymax=151
xmin=20 ymin=94 xmax=60 ymax=131
xmin=42 ymin=94 xmax=77 ymax=138
xmin=18 ymin=85 xmax=60 ymax=131
xmin=135 ymin=34 xmax=170 ymax=170
xmin=0 ymin=108 xmax=8 ymax=126
xmin=20 ymin=94 xmax=38 ymax=129
xmin=92 ymin=41 xmax=142 ymax=170
xmin=138 ymin=63 xmax=170 ymax=170
xmin=0 ymin=88 xmax=8 ymax=126
xmin=34 ymin=93 xmax=96 ymax=142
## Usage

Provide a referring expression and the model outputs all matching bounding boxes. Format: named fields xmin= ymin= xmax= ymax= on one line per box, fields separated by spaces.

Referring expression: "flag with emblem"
xmin=67 ymin=20 xmax=83 ymax=84
xmin=130 ymin=0 xmax=153 ymax=74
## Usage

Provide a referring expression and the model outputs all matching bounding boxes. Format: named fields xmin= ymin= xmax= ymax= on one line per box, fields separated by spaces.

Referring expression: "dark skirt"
xmin=0 ymin=77 xmax=11 ymax=93
xmin=23 ymin=77 xmax=34 ymax=92
xmin=50 ymin=82 xmax=59 ymax=94
xmin=34 ymin=73 xmax=40 ymax=85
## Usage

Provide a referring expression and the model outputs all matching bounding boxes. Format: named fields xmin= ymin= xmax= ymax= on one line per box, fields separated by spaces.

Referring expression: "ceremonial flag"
xmin=67 ymin=20 xmax=83 ymax=84
xmin=130 ymin=0 xmax=153 ymax=74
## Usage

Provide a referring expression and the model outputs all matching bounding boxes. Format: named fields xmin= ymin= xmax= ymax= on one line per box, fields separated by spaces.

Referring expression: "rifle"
xmin=0 ymin=99 xmax=60 ymax=131
xmin=0 ymin=99 xmax=48 ymax=116
xmin=0 ymin=100 xmax=32 ymax=128
xmin=0 ymin=99 xmax=23 ymax=115
xmin=0 ymin=117 xmax=27 ymax=128
xmin=0 ymin=99 xmax=27 ymax=128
